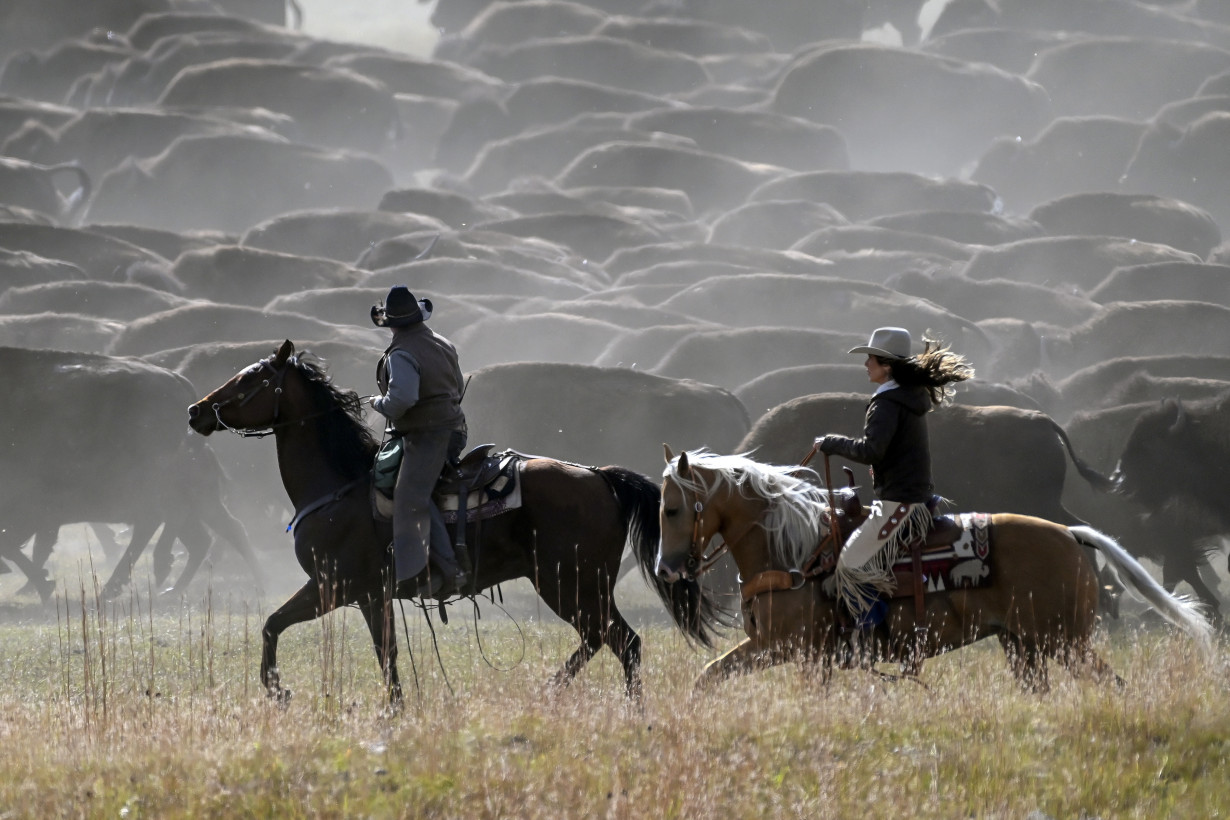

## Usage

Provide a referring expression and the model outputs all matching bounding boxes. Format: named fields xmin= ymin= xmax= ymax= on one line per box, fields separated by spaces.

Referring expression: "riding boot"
xmin=835 ymin=597 xmax=888 ymax=668
xmin=406 ymin=563 xmax=457 ymax=602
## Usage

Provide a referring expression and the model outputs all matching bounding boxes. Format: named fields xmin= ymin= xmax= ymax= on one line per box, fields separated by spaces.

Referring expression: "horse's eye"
xmin=663 ymin=507 xmax=678 ymax=518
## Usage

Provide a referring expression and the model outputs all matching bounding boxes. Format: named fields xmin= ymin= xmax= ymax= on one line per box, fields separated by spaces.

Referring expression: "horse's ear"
xmin=677 ymin=450 xmax=691 ymax=476
xmin=274 ymin=339 xmax=295 ymax=364
xmin=663 ymin=443 xmax=675 ymax=464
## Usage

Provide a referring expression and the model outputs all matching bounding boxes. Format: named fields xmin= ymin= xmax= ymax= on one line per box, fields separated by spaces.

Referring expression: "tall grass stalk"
xmin=0 ymin=569 xmax=1225 ymax=817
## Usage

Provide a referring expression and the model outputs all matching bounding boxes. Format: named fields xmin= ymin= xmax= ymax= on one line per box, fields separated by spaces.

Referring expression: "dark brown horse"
xmin=187 ymin=341 xmax=724 ymax=705
xmin=656 ymin=448 xmax=1214 ymax=691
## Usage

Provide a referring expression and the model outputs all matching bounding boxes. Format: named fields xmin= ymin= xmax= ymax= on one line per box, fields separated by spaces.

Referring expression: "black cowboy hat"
xmin=371 ymin=285 xmax=432 ymax=328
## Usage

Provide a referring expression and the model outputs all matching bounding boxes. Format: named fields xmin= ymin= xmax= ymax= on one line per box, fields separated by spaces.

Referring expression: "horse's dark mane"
xmin=292 ymin=351 xmax=379 ymax=479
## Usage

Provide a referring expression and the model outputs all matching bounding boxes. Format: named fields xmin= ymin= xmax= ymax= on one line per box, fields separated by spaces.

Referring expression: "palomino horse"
xmin=187 ymin=341 xmax=726 ymax=705
xmin=656 ymin=448 xmax=1214 ymax=691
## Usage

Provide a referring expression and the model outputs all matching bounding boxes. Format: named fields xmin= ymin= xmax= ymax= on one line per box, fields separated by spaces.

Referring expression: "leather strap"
xmin=287 ymin=477 xmax=364 ymax=535
xmin=740 ymin=570 xmax=797 ymax=603
xmin=911 ymin=539 xmax=926 ymax=624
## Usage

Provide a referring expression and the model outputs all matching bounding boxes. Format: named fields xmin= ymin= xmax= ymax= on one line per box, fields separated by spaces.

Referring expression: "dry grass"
xmin=0 ymin=572 xmax=1225 ymax=819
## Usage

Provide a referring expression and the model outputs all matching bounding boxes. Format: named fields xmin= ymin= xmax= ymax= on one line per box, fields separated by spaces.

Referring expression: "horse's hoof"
xmin=99 ymin=583 xmax=126 ymax=602
xmin=17 ymin=578 xmax=56 ymax=602
xmin=266 ymin=686 xmax=292 ymax=706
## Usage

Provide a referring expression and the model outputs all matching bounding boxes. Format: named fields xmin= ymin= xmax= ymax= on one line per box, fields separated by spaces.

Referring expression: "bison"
xmin=1111 ymin=392 xmax=1230 ymax=622
xmin=462 ymin=361 xmax=751 ymax=481
xmin=0 ymin=346 xmax=263 ymax=600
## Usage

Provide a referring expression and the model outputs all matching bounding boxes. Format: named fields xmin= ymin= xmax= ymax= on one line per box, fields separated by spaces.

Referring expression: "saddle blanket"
xmin=372 ymin=453 xmax=524 ymax=524
xmin=891 ymin=512 xmax=992 ymax=593
xmin=438 ymin=454 xmax=523 ymax=524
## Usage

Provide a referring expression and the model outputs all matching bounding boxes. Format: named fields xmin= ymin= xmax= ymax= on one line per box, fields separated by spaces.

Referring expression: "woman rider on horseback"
xmin=814 ymin=327 xmax=974 ymax=630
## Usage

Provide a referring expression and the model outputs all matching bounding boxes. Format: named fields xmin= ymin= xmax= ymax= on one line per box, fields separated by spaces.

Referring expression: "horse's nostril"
xmin=187 ymin=404 xmax=199 ymax=419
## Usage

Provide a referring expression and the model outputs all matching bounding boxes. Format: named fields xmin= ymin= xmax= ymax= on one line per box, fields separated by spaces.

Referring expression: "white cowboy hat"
xmin=848 ymin=326 xmax=912 ymax=360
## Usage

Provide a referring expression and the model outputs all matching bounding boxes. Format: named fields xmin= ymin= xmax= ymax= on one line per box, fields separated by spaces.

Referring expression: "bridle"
xmin=672 ymin=454 xmax=852 ymax=601
xmin=205 ymin=356 xmax=291 ymax=438
xmin=674 ymin=479 xmax=775 ymax=582
xmin=202 ymin=355 xmax=376 ymax=439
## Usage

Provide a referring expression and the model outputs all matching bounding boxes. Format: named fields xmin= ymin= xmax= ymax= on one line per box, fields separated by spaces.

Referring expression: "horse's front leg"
xmin=262 ymin=580 xmax=325 ymax=702
xmin=694 ymin=590 xmax=832 ymax=691
xmin=694 ymin=637 xmax=790 ymax=691
xmin=358 ymin=585 xmax=403 ymax=711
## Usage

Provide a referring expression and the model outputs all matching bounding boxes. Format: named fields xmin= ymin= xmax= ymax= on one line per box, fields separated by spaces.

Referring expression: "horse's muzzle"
xmin=187 ymin=403 xmax=216 ymax=435
xmin=655 ymin=554 xmax=689 ymax=583
xmin=655 ymin=561 xmax=682 ymax=583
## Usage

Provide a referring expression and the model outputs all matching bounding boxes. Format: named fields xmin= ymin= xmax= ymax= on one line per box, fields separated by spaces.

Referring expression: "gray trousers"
xmin=391 ymin=427 xmax=466 ymax=582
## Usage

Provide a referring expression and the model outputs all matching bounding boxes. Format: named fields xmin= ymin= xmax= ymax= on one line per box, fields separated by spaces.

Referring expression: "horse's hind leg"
xmin=550 ymin=626 xmax=603 ymax=692
xmin=1060 ymin=641 xmax=1125 ymax=688
xmin=152 ymin=520 xmax=184 ymax=588
xmin=543 ymin=589 xmax=639 ymax=697
xmin=998 ymin=633 xmax=1050 ymax=693
xmin=163 ymin=516 xmax=215 ymax=596
xmin=550 ymin=613 xmax=643 ymax=700
xmin=1163 ymin=551 xmax=1223 ymax=629
xmin=100 ymin=518 xmax=159 ymax=600
xmin=5 ymin=530 xmax=56 ymax=601
xmin=29 ymin=526 xmax=57 ymax=568
xmin=198 ymin=492 xmax=265 ymax=593
xmin=602 ymin=606 xmax=643 ymax=700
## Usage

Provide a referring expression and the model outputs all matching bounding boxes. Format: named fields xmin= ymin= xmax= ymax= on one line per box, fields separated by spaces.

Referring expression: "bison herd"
xmin=1 ymin=0 xmax=1229 ymax=626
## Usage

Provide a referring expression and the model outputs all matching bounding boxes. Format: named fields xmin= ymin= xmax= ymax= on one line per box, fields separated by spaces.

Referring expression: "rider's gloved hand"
xmin=814 ymin=435 xmax=841 ymax=455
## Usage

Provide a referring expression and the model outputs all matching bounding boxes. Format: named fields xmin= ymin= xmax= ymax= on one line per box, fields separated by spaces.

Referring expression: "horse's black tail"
xmin=1049 ymin=417 xmax=1115 ymax=493
xmin=598 ymin=465 xmax=733 ymax=648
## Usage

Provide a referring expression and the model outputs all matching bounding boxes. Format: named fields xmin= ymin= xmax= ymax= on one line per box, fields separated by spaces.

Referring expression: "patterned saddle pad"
xmin=890 ymin=512 xmax=993 ymax=595
xmin=372 ymin=452 xmax=524 ymax=524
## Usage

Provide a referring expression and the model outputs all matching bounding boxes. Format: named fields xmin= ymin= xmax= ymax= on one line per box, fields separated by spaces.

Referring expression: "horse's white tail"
xmin=1070 ymin=525 xmax=1215 ymax=658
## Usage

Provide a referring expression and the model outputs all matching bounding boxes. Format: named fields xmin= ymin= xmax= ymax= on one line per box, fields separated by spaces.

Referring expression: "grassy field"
xmin=0 ymin=573 xmax=1225 ymax=819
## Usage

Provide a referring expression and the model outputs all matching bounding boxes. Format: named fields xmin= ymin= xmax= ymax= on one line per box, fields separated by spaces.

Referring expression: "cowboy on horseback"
xmin=370 ymin=285 xmax=468 ymax=598
xmin=814 ymin=327 xmax=973 ymax=635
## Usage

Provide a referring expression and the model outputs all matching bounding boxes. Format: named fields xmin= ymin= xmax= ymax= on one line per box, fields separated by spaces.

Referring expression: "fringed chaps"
xmin=835 ymin=500 xmax=931 ymax=620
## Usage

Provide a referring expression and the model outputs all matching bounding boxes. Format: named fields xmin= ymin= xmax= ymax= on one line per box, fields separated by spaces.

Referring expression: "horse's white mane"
xmin=663 ymin=450 xmax=839 ymax=569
